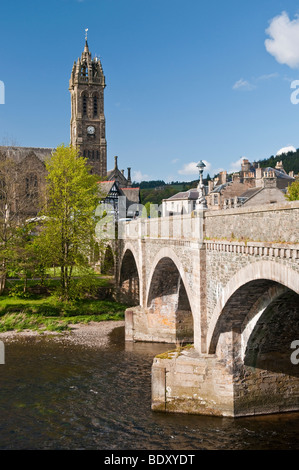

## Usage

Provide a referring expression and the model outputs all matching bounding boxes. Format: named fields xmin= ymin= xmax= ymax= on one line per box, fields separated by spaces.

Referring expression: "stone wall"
xmin=204 ymin=201 xmax=299 ymax=243
xmin=152 ymin=347 xmax=235 ymax=417
xmin=204 ymin=242 xmax=299 ymax=325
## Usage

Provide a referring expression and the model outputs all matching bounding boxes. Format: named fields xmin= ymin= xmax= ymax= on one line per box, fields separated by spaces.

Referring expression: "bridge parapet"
xmin=119 ymin=201 xmax=298 ymax=245
xmin=205 ymin=201 xmax=299 ymax=243
xmin=118 ymin=212 xmax=205 ymax=241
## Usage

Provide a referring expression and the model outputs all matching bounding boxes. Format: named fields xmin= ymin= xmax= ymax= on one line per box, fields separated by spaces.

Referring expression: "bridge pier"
xmin=125 ymin=305 xmax=194 ymax=344
xmin=152 ymin=348 xmax=235 ymax=417
xmin=152 ymin=308 xmax=299 ymax=417
xmin=151 ymin=324 xmax=299 ymax=417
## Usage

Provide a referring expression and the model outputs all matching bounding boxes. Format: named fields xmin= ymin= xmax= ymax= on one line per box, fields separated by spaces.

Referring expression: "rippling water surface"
xmin=0 ymin=325 xmax=298 ymax=450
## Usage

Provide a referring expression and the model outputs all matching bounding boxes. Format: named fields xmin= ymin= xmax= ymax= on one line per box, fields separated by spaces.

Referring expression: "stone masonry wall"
xmin=204 ymin=201 xmax=299 ymax=243
xmin=205 ymin=242 xmax=299 ymax=324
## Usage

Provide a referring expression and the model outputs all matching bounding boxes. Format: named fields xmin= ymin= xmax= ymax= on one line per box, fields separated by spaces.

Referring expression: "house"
xmin=162 ymin=189 xmax=199 ymax=216
xmin=99 ymin=156 xmax=141 ymax=220
xmin=161 ymin=159 xmax=296 ymax=215
xmin=209 ymin=160 xmax=295 ymax=210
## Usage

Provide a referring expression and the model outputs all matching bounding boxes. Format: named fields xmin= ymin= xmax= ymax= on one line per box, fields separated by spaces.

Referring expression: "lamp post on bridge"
xmin=196 ymin=160 xmax=208 ymax=210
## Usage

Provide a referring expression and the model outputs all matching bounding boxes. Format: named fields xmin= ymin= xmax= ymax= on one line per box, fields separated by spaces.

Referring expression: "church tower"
xmin=69 ymin=34 xmax=107 ymax=176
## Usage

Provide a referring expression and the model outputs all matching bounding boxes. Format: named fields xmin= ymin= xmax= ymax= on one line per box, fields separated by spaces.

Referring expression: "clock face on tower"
xmin=87 ymin=126 xmax=95 ymax=135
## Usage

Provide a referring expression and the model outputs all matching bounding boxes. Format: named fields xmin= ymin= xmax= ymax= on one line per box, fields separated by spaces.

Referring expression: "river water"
xmin=0 ymin=325 xmax=298 ymax=450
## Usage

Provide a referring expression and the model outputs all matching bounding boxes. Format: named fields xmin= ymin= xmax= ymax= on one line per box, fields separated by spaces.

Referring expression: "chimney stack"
xmin=127 ymin=167 xmax=132 ymax=186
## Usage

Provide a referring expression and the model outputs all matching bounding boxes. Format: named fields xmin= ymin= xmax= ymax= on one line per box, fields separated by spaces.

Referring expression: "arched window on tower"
xmin=93 ymin=94 xmax=98 ymax=117
xmin=81 ymin=63 xmax=88 ymax=78
xmin=82 ymin=94 xmax=88 ymax=116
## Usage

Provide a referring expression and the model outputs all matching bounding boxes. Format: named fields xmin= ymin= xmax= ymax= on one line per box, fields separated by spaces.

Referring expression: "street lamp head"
xmin=196 ymin=160 xmax=208 ymax=210
xmin=196 ymin=160 xmax=206 ymax=171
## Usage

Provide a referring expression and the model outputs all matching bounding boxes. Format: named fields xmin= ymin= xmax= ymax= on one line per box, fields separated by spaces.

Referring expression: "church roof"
xmin=0 ymin=146 xmax=54 ymax=164
xmin=106 ymin=167 xmax=128 ymax=186
xmin=105 ymin=155 xmax=132 ymax=187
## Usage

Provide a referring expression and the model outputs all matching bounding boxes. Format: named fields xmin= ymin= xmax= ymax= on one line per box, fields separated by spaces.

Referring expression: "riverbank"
xmin=0 ymin=320 xmax=125 ymax=348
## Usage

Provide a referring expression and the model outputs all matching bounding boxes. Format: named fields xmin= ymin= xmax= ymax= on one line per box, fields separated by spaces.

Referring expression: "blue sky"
xmin=1 ymin=0 xmax=299 ymax=182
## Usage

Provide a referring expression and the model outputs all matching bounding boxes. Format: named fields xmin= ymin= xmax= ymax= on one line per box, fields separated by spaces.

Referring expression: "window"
xmin=82 ymin=94 xmax=87 ymax=116
xmin=26 ymin=174 xmax=38 ymax=199
xmin=93 ymin=95 xmax=98 ymax=117
xmin=81 ymin=64 xmax=88 ymax=78
xmin=214 ymin=194 xmax=219 ymax=205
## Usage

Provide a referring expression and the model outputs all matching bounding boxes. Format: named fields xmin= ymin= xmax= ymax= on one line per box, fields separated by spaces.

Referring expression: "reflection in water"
xmin=0 ymin=326 xmax=298 ymax=450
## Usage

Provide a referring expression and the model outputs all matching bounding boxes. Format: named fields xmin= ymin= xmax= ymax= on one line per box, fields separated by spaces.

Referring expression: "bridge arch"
xmin=206 ymin=260 xmax=299 ymax=416
xmin=118 ymin=244 xmax=140 ymax=306
xmin=207 ymin=260 xmax=299 ymax=355
xmin=146 ymin=248 xmax=194 ymax=343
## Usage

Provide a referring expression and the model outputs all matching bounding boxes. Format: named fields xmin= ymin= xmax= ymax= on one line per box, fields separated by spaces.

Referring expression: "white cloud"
xmin=178 ymin=162 xmax=198 ymax=175
xmin=132 ymin=170 xmax=150 ymax=182
xmin=232 ymin=79 xmax=256 ymax=91
xmin=265 ymin=12 xmax=299 ymax=69
xmin=276 ymin=145 xmax=296 ymax=156
xmin=229 ymin=157 xmax=245 ymax=173
xmin=178 ymin=160 xmax=211 ymax=176
xmin=257 ymin=72 xmax=279 ymax=81
xmin=171 ymin=158 xmax=179 ymax=164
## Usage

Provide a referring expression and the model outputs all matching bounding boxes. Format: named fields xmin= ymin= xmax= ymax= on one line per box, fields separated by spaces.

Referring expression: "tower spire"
xmin=84 ymin=28 xmax=89 ymax=52
xmin=69 ymin=34 xmax=107 ymax=177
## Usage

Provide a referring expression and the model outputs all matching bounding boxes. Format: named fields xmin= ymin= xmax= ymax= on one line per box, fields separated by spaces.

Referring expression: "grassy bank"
xmin=0 ymin=276 xmax=128 ymax=333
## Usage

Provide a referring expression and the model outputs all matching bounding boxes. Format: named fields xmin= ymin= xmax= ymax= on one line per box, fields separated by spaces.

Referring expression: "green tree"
xmin=8 ymin=222 xmax=38 ymax=294
xmin=37 ymin=144 xmax=100 ymax=300
xmin=285 ymin=179 xmax=299 ymax=201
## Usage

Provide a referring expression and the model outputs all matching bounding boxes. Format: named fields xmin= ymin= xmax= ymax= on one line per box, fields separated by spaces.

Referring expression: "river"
xmin=0 ymin=324 xmax=298 ymax=450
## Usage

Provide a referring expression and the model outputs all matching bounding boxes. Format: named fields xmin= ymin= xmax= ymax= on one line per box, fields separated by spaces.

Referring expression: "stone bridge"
xmin=103 ymin=201 xmax=299 ymax=417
